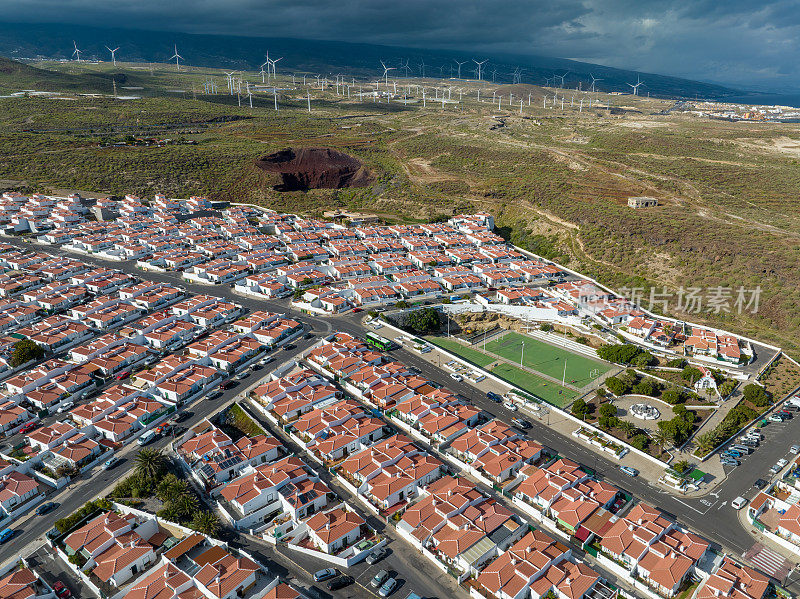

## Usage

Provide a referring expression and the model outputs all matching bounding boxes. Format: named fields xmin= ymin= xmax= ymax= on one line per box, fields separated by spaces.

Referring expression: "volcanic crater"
xmin=254 ymin=147 xmax=373 ymax=191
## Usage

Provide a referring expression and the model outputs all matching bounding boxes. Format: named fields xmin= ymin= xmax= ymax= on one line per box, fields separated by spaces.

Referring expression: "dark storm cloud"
xmin=2 ymin=0 xmax=799 ymax=89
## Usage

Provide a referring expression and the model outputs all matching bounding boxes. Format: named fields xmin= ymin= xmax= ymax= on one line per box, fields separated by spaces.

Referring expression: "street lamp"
xmin=520 ymin=341 xmax=525 ymax=367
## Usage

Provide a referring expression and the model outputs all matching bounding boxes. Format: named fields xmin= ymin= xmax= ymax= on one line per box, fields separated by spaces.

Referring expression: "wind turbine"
xmin=555 ymin=71 xmax=569 ymax=88
xmin=169 ymin=44 xmax=183 ymax=71
xmin=589 ymin=73 xmax=603 ymax=93
xmin=627 ymin=75 xmax=644 ymax=95
xmin=418 ymin=59 xmax=427 ymax=78
xmin=454 ymin=60 xmax=467 ymax=79
xmin=490 ymin=68 xmax=498 ymax=83
xmin=105 ymin=46 xmax=120 ymax=66
xmin=379 ymin=60 xmax=395 ymax=87
xmin=271 ymin=57 xmax=282 ymax=78
xmin=259 ymin=62 xmax=268 ymax=83
xmin=225 ymin=71 xmax=236 ymax=95
xmin=400 ymin=59 xmax=411 ymax=78
xmin=72 ymin=41 xmax=82 ymax=62
xmin=473 ymin=59 xmax=488 ymax=81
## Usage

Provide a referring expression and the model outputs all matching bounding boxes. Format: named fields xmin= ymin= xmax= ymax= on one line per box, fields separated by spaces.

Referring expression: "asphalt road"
xmin=4 ymin=236 xmax=800 ymax=595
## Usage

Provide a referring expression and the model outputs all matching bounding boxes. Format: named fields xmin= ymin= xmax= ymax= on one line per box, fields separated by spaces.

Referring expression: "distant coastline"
xmin=718 ymin=93 xmax=800 ymax=109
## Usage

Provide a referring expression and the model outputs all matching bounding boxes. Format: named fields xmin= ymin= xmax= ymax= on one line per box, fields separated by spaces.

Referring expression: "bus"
xmin=365 ymin=331 xmax=394 ymax=351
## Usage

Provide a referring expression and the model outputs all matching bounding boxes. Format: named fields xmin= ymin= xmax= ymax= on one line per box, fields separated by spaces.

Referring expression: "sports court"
xmin=484 ymin=331 xmax=612 ymax=387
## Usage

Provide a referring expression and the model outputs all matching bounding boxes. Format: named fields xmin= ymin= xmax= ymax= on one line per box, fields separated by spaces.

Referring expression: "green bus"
xmin=365 ymin=331 xmax=394 ymax=351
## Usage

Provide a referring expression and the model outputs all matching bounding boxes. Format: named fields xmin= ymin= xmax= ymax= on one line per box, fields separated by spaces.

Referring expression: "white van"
xmin=137 ymin=430 xmax=157 ymax=446
xmin=731 ymin=496 xmax=747 ymax=510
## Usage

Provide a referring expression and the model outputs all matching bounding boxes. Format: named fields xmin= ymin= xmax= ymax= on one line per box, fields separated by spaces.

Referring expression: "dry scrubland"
xmin=3 ymin=61 xmax=800 ymax=356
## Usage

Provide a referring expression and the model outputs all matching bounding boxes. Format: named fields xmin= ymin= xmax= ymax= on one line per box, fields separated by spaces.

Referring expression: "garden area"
xmin=219 ymin=402 xmax=265 ymax=440
xmin=694 ymin=383 xmax=775 ymax=457
xmin=571 ymin=388 xmax=701 ymax=461
xmin=758 ymin=355 xmax=800 ymax=401
xmin=106 ymin=448 xmax=221 ymax=536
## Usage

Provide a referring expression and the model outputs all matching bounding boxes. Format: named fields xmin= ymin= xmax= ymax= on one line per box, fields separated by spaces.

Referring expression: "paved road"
xmin=5 ymin=237 xmax=800 ymax=595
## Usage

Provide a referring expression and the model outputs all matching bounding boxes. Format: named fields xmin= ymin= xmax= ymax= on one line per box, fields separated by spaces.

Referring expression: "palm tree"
xmin=619 ymin=421 xmax=637 ymax=439
xmin=157 ymin=474 xmax=189 ymax=503
xmin=653 ymin=428 xmax=670 ymax=452
xmin=134 ymin=448 xmax=167 ymax=481
xmin=697 ymin=431 xmax=718 ymax=453
xmin=191 ymin=511 xmax=221 ymax=536
xmin=174 ymin=494 xmax=199 ymax=518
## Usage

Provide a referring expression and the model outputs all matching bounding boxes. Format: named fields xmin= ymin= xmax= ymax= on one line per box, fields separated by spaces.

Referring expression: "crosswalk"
xmin=744 ymin=543 xmax=792 ymax=580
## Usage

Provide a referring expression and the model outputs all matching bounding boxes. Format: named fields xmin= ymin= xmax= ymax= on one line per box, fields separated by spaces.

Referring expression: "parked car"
xmin=721 ymin=459 xmax=739 ymax=467
xmin=619 ymin=466 xmax=638 ymax=477
xmin=379 ymin=577 xmax=398 ymax=597
xmin=769 ymin=464 xmax=781 ymax=475
xmin=206 ymin=390 xmax=223 ymax=400
xmin=103 ymin=457 xmax=120 ymax=470
xmin=352 ymin=308 xmax=362 ymax=313
xmin=487 ymin=391 xmax=503 ymax=403
xmin=753 ymin=479 xmax=768 ymax=489
xmin=283 ymin=343 xmax=296 ymax=351
xmin=503 ymin=401 xmax=518 ymax=412
xmin=313 ymin=568 xmax=337 ymax=583
xmin=260 ymin=356 xmax=275 ymax=365
xmin=731 ymin=497 xmax=748 ymax=510
xmin=219 ymin=380 xmax=235 ymax=390
xmin=777 ymin=458 xmax=789 ymax=468
xmin=18 ymin=421 xmax=37 ymax=434
xmin=115 ymin=370 xmax=131 ymax=380
xmin=511 ymin=418 xmax=531 ymax=429
xmin=137 ymin=430 xmax=157 ymax=446
xmin=791 ymin=445 xmax=800 ymax=455
xmin=449 ymin=373 xmax=463 ymax=382
xmin=304 ymin=332 xmax=315 ymax=340
xmin=0 ymin=529 xmax=14 ymax=543
xmin=768 ymin=414 xmax=785 ymax=423
xmin=326 ymin=576 xmax=354 ymax=591
xmin=366 ymin=548 xmax=388 ymax=565
xmin=235 ymin=371 xmax=250 ymax=381
xmin=36 ymin=502 xmax=56 ymax=516
xmin=171 ymin=411 xmax=190 ymax=423
xmin=371 ymin=570 xmax=389 ymax=589
xmin=56 ymin=401 xmax=74 ymax=414
xmin=52 ymin=581 xmax=71 ymax=599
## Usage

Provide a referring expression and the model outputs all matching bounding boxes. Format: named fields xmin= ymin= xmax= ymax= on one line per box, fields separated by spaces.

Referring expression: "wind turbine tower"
xmin=380 ymin=60 xmax=396 ymax=87
xmin=473 ymin=59 xmax=488 ymax=81
xmin=169 ymin=44 xmax=183 ymax=71
xmin=627 ymin=75 xmax=644 ymax=95
xmin=454 ymin=60 xmax=467 ymax=79
xmin=72 ymin=41 xmax=82 ymax=62
xmin=589 ymin=73 xmax=603 ymax=93
xmin=105 ymin=46 xmax=120 ymax=66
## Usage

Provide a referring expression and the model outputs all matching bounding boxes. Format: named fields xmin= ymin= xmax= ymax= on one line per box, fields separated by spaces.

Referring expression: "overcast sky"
xmin=2 ymin=0 xmax=798 ymax=90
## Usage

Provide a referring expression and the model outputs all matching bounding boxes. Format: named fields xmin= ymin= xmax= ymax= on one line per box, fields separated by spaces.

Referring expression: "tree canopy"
xmin=11 ymin=339 xmax=44 ymax=367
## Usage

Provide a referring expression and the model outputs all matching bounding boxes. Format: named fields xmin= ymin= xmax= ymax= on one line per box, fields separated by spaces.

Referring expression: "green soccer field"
xmin=484 ymin=332 xmax=611 ymax=386
xmin=427 ymin=337 xmax=496 ymax=368
xmin=490 ymin=363 xmax=577 ymax=407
